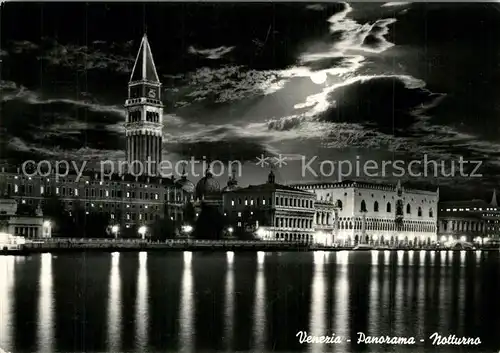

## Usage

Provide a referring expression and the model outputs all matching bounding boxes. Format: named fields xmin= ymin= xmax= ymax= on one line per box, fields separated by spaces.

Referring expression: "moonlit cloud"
xmin=7 ymin=38 xmax=135 ymax=73
xmin=188 ymin=45 xmax=235 ymax=60
xmin=381 ymin=2 xmax=411 ymax=7
xmin=0 ymin=81 xmax=126 ymax=118
xmin=327 ymin=3 xmax=396 ymax=54
xmin=182 ymin=66 xmax=288 ymax=103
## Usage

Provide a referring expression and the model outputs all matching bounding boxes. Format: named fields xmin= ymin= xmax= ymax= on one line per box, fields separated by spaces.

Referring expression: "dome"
xmin=195 ymin=170 xmax=221 ymax=199
xmin=176 ymin=176 xmax=195 ymax=194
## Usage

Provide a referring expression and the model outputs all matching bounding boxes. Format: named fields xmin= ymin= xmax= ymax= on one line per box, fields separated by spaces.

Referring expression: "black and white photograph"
xmin=0 ymin=1 xmax=500 ymax=352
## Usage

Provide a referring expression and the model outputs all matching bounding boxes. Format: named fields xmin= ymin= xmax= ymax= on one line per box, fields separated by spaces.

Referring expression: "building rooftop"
xmin=227 ymin=182 xmax=313 ymax=195
xmin=289 ymin=179 xmax=438 ymax=195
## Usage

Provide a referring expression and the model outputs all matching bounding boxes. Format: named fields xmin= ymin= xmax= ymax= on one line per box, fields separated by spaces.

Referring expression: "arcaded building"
xmin=437 ymin=190 xmax=500 ymax=243
xmin=291 ymin=180 xmax=439 ymax=246
xmin=222 ymin=171 xmax=316 ymax=242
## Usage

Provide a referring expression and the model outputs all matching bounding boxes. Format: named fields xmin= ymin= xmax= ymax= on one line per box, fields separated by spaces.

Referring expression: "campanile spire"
xmin=129 ymin=34 xmax=160 ymax=84
xmin=125 ymin=34 xmax=163 ymax=176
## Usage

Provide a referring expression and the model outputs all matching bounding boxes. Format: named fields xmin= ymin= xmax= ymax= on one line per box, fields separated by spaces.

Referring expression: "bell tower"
xmin=125 ymin=34 xmax=163 ymax=176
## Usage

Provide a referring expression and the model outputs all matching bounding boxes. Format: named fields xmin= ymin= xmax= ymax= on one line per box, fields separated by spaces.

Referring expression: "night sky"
xmin=1 ymin=2 xmax=500 ymax=201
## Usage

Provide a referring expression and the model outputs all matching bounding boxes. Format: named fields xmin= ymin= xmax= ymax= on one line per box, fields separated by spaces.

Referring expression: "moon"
xmin=310 ymin=71 xmax=327 ymax=85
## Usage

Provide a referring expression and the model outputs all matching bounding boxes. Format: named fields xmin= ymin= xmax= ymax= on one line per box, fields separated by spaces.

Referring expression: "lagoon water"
xmin=0 ymin=250 xmax=499 ymax=353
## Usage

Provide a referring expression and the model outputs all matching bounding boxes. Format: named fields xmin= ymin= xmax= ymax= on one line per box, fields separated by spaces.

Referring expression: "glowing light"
xmin=256 ymin=228 xmax=266 ymax=238
xmin=182 ymin=225 xmax=193 ymax=234
xmin=460 ymin=236 xmax=466 ymax=242
xmin=108 ymin=251 xmax=122 ymax=351
xmin=310 ymin=71 xmax=327 ymax=85
xmin=440 ymin=250 xmax=446 ymax=266
xmin=440 ymin=236 xmax=447 ymax=242
xmin=371 ymin=250 xmax=379 ymax=265
xmin=336 ymin=251 xmax=349 ymax=265
xmin=253 ymin=256 xmax=266 ymax=350
xmin=184 ymin=251 xmax=192 ymax=265
xmin=227 ymin=251 xmax=234 ymax=265
xmin=135 ymin=251 xmax=148 ymax=350
xmin=228 ymin=227 xmax=234 ymax=233
xmin=397 ymin=250 xmax=404 ymax=265
xmin=138 ymin=226 xmax=147 ymax=239
xmin=420 ymin=250 xmax=426 ymax=265
xmin=313 ymin=251 xmax=326 ymax=265
xmin=43 ymin=220 xmax=51 ymax=228
xmin=257 ymin=251 xmax=265 ymax=266
xmin=38 ymin=253 xmax=54 ymax=353
xmin=384 ymin=250 xmax=391 ymax=265
xmin=111 ymin=225 xmax=119 ymax=236
xmin=314 ymin=231 xmax=328 ymax=246
xmin=111 ymin=252 xmax=120 ymax=266
xmin=179 ymin=252 xmax=194 ymax=352
xmin=139 ymin=251 xmax=147 ymax=265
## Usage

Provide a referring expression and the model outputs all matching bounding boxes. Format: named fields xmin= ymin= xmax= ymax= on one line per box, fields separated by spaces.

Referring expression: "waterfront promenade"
xmin=2 ymin=238 xmax=499 ymax=254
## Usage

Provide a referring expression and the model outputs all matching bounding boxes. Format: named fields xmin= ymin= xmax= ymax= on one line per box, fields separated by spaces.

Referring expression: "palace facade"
xmin=290 ymin=180 xmax=439 ymax=246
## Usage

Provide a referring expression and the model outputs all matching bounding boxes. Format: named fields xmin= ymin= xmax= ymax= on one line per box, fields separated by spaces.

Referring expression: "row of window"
xmin=338 ymin=220 xmax=436 ymax=233
xmin=7 ymin=180 xmax=179 ymax=192
xmin=275 ymin=218 xmax=314 ymax=229
xmin=229 ymin=196 xmax=314 ymax=208
xmin=360 ymin=200 xmax=434 ymax=217
xmin=442 ymin=207 xmax=499 ymax=212
xmin=8 ymin=184 xmax=189 ymax=203
xmin=231 ymin=197 xmax=272 ymax=207
xmin=127 ymin=111 xmax=160 ymax=123
xmin=318 ymin=192 xmax=434 ymax=204
xmin=276 ymin=197 xmax=314 ymax=208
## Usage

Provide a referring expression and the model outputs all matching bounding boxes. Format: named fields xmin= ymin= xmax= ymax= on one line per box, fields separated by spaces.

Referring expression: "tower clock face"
xmin=148 ymin=88 xmax=156 ymax=98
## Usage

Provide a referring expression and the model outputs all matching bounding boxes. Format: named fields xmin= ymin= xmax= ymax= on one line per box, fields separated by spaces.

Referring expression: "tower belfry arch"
xmin=125 ymin=34 xmax=163 ymax=176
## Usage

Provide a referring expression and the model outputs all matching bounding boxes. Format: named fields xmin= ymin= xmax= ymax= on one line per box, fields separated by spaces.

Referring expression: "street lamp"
xmin=111 ymin=225 xmax=119 ymax=239
xmin=181 ymin=225 xmax=193 ymax=237
xmin=138 ymin=226 xmax=147 ymax=240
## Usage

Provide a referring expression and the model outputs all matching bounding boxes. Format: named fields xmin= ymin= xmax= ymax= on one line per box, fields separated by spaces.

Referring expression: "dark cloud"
xmin=317 ymin=76 xmax=443 ymax=136
xmin=164 ymin=139 xmax=268 ymax=163
xmin=0 ymin=96 xmax=124 ymax=154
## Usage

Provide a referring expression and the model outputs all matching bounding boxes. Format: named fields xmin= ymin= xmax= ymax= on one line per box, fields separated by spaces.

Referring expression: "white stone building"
xmin=290 ymin=180 xmax=439 ymax=246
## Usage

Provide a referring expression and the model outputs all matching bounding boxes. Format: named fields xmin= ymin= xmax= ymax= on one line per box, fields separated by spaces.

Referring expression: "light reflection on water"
xmin=223 ymin=251 xmax=234 ymax=351
xmin=309 ymin=251 xmax=327 ymax=353
xmin=37 ymin=253 xmax=53 ymax=353
xmin=179 ymin=251 xmax=194 ymax=353
xmin=0 ymin=250 xmax=498 ymax=353
xmin=0 ymin=256 xmax=15 ymax=352
xmin=135 ymin=252 xmax=148 ymax=352
xmin=253 ymin=252 xmax=266 ymax=352
xmin=107 ymin=252 xmax=121 ymax=352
